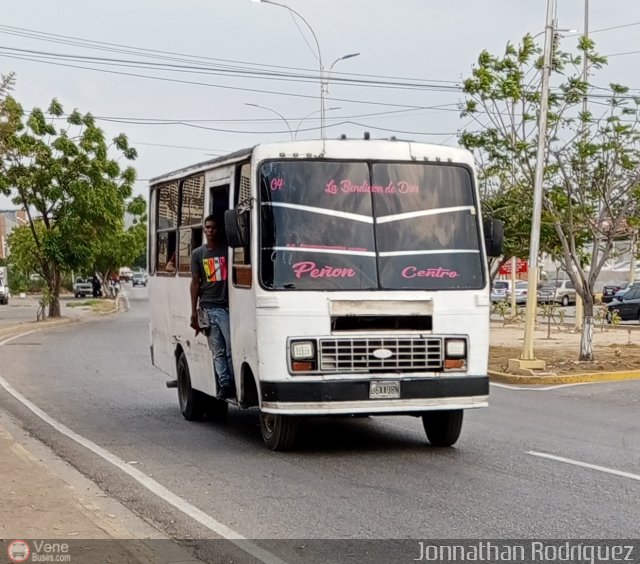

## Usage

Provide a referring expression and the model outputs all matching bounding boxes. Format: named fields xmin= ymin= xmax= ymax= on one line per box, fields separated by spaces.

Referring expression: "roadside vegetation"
xmin=66 ymin=298 xmax=115 ymax=315
xmin=461 ymin=34 xmax=640 ymax=361
xmin=0 ymin=73 xmax=146 ymax=318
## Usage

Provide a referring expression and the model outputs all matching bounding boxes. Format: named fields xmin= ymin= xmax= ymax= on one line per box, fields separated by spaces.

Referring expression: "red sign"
xmin=499 ymin=258 xmax=528 ymax=275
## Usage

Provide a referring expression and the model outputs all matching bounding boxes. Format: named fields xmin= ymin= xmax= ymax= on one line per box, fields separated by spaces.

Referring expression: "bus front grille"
xmin=319 ymin=337 xmax=442 ymax=373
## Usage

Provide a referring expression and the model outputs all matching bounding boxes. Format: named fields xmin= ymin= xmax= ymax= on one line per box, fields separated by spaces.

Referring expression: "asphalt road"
xmin=0 ymin=289 xmax=638 ymax=561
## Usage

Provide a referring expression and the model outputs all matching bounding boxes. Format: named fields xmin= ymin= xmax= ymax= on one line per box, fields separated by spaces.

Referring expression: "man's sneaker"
xmin=216 ymin=385 xmax=236 ymax=400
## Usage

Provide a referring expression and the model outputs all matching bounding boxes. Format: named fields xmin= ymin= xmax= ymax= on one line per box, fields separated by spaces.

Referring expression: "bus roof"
xmin=149 ymin=146 xmax=255 ymax=185
xmin=148 ymin=139 xmax=474 ymax=186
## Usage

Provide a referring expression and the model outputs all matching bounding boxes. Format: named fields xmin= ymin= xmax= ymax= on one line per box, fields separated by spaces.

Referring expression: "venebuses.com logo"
xmin=7 ymin=540 xmax=30 ymax=563
xmin=6 ymin=540 xmax=71 ymax=562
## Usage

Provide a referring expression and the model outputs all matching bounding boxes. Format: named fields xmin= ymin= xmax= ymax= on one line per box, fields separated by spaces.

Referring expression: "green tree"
xmin=0 ymin=73 xmax=18 ymax=158
xmin=92 ymin=198 xmax=147 ymax=296
xmin=460 ymin=34 xmax=640 ymax=361
xmin=1 ymin=98 xmax=138 ymax=317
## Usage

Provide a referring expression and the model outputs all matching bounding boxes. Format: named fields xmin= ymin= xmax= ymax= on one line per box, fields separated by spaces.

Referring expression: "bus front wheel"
xmin=177 ymin=353 xmax=206 ymax=421
xmin=259 ymin=412 xmax=298 ymax=451
xmin=422 ymin=410 xmax=463 ymax=447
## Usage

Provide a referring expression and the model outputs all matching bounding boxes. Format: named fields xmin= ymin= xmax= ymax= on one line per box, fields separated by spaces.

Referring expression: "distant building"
xmin=0 ymin=209 xmax=28 ymax=259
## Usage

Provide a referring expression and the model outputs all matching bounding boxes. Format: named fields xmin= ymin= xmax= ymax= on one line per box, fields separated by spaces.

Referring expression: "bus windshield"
xmin=259 ymin=160 xmax=484 ymax=291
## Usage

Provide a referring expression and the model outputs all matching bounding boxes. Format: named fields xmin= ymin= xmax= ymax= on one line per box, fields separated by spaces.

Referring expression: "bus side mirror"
xmin=484 ymin=218 xmax=504 ymax=257
xmin=224 ymin=209 xmax=249 ymax=248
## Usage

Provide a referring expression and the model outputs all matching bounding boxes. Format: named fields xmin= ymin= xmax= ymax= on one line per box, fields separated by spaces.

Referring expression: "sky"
xmin=2 ymin=0 xmax=640 ymax=207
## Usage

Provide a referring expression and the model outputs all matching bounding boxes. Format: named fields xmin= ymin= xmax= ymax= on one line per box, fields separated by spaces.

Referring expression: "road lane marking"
xmin=527 ymin=450 xmax=640 ymax=482
xmin=0 ymin=331 xmax=287 ymax=564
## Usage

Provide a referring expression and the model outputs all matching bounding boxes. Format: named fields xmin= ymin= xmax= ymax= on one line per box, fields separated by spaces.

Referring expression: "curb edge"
xmin=489 ymin=369 xmax=640 ymax=385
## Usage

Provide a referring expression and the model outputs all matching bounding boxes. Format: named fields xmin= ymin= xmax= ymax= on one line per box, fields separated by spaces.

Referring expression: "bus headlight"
xmin=445 ymin=338 xmax=466 ymax=358
xmin=291 ymin=341 xmax=315 ymax=360
xmin=444 ymin=338 xmax=467 ymax=371
xmin=290 ymin=340 xmax=317 ymax=373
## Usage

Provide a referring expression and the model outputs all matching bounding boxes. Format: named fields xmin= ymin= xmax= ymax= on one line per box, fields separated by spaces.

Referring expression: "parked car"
xmin=132 ymin=272 xmax=148 ymax=287
xmin=612 ymin=281 xmax=640 ymax=302
xmin=602 ymin=281 xmax=630 ymax=303
xmin=0 ymin=266 xmax=9 ymax=305
xmin=491 ymin=280 xmax=511 ymax=302
xmin=510 ymin=281 xmax=529 ymax=305
xmin=537 ymin=279 xmax=576 ymax=306
xmin=606 ymin=286 xmax=640 ymax=323
xmin=73 ymin=277 xmax=92 ymax=298
xmin=491 ymin=280 xmax=528 ymax=304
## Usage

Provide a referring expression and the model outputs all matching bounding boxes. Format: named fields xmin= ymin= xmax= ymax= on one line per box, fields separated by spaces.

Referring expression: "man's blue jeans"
xmin=204 ymin=307 xmax=234 ymax=389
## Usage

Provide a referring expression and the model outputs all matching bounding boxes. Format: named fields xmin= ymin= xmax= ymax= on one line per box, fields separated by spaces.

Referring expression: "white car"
xmin=73 ymin=277 xmax=93 ymax=298
xmin=491 ymin=280 xmax=528 ymax=305
xmin=509 ymin=281 xmax=529 ymax=305
xmin=132 ymin=272 xmax=148 ymax=287
xmin=491 ymin=280 xmax=511 ymax=302
xmin=537 ymin=279 xmax=576 ymax=306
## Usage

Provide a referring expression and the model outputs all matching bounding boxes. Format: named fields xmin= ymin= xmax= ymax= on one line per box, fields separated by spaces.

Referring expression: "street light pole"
xmin=251 ymin=0 xmax=325 ymax=137
xmin=324 ymin=53 xmax=360 ymax=96
xmin=294 ymin=106 xmax=340 ymax=139
xmin=245 ymin=103 xmax=293 ymax=139
xmin=509 ymin=0 xmax=556 ymax=372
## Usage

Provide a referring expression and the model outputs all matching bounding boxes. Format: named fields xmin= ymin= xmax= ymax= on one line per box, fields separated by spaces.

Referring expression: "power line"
xmin=567 ymin=20 xmax=640 ymax=36
xmin=0 ymin=52 xmax=456 ymax=112
xmin=0 ymin=24 xmax=462 ymax=90
xmin=0 ymin=45 xmax=461 ymax=94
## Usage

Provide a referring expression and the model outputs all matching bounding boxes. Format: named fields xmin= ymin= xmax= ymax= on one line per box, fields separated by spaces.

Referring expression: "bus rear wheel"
xmin=259 ymin=412 xmax=298 ymax=451
xmin=422 ymin=410 xmax=463 ymax=447
xmin=177 ymin=353 xmax=206 ymax=421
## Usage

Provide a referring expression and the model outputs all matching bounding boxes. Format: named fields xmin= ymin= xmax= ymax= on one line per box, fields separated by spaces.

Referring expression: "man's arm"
xmin=190 ymin=272 xmax=200 ymax=327
xmin=190 ymin=249 xmax=201 ymax=331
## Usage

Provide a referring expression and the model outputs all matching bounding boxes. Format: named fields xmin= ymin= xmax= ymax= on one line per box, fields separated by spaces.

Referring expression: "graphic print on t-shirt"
xmin=203 ymin=256 xmax=227 ymax=282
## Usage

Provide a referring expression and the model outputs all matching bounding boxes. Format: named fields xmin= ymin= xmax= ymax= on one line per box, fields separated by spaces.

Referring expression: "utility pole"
xmin=575 ymin=0 xmax=589 ymax=331
xmin=508 ymin=0 xmax=556 ymax=372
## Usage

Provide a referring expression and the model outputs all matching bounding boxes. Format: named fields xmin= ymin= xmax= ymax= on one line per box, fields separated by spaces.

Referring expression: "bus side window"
xmin=178 ymin=174 xmax=205 ymax=274
xmin=157 ymin=231 xmax=177 ymax=272
xmin=178 ymin=226 xmax=202 ymax=273
xmin=156 ymin=181 xmax=179 ymax=274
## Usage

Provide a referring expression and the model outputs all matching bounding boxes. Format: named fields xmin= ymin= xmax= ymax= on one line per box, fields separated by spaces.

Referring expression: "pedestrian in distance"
xmin=190 ymin=215 xmax=235 ymax=400
xmin=91 ymin=275 xmax=102 ymax=298
xmin=110 ymin=275 xmax=120 ymax=297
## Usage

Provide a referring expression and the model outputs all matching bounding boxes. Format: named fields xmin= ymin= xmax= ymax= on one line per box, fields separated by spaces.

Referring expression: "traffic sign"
xmin=499 ymin=258 xmax=528 ymax=275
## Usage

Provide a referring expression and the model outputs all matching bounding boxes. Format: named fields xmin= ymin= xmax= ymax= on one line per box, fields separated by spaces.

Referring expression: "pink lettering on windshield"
xmin=402 ymin=266 xmax=459 ymax=279
xmin=323 ymin=179 xmax=420 ymax=196
xmin=292 ymin=261 xmax=357 ymax=279
xmin=398 ymin=181 xmax=419 ymax=193
xmin=271 ymin=177 xmax=284 ymax=191
xmin=325 ymin=179 xmax=338 ymax=194
xmin=340 ymin=180 xmax=385 ymax=193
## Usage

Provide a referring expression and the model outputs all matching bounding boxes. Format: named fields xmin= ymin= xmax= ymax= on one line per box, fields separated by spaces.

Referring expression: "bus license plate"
xmin=369 ymin=381 xmax=400 ymax=399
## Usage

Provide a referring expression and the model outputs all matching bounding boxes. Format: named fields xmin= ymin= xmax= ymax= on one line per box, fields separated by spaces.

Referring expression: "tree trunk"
xmin=579 ymin=295 xmax=595 ymax=361
xmin=47 ymin=266 xmax=62 ymax=318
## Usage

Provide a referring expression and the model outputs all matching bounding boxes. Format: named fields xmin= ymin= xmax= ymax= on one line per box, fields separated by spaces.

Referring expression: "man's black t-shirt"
xmin=191 ymin=244 xmax=228 ymax=308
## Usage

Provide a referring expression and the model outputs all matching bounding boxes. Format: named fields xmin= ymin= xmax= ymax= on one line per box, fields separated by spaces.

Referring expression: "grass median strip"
xmin=66 ymin=299 xmax=115 ymax=314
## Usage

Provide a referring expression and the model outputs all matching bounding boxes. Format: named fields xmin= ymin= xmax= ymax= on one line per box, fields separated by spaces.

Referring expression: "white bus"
xmin=148 ymin=138 xmax=503 ymax=450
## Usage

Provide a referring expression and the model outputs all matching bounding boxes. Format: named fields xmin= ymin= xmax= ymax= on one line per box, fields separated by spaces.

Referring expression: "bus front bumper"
xmin=260 ymin=375 xmax=489 ymax=415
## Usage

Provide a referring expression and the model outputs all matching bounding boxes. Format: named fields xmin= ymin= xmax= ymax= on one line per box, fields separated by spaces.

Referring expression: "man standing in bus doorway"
xmin=190 ymin=215 xmax=235 ymax=399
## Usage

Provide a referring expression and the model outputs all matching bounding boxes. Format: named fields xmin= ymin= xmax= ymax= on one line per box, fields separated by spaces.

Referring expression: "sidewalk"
xmin=0 ymin=297 xmax=200 ymax=563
